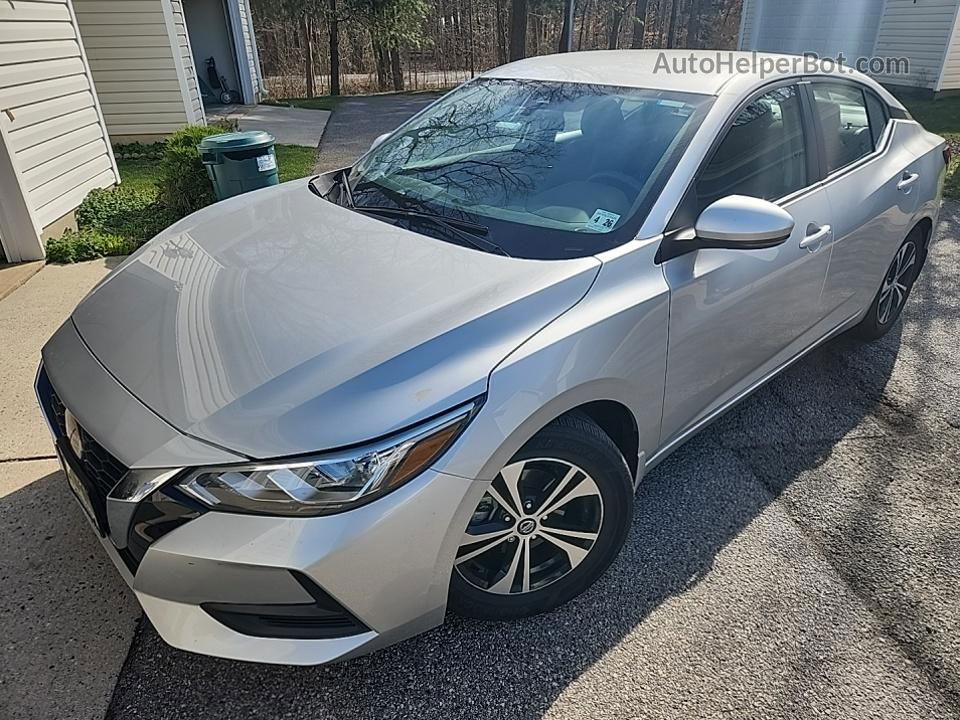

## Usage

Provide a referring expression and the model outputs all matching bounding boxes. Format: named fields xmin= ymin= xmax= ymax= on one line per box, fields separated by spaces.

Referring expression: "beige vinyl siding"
xmin=936 ymin=8 xmax=960 ymax=90
xmin=0 ymin=0 xmax=116 ymax=240
xmin=73 ymin=0 xmax=202 ymax=137
xmin=872 ymin=0 xmax=960 ymax=89
xmin=236 ymin=0 xmax=261 ymax=97
xmin=170 ymin=0 xmax=204 ymax=122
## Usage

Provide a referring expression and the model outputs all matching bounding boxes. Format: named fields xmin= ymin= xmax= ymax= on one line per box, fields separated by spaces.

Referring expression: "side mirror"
xmin=370 ymin=132 xmax=391 ymax=151
xmin=694 ymin=195 xmax=795 ymax=249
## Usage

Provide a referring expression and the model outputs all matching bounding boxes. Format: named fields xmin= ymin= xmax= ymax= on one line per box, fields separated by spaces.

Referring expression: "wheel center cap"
xmin=517 ymin=519 xmax=537 ymax=535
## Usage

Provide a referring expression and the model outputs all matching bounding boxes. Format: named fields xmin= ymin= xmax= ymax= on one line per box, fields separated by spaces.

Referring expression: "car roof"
xmin=482 ymin=49 xmax=902 ymax=105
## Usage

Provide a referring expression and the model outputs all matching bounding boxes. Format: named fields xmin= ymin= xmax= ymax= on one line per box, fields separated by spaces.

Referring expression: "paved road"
xmin=101 ymin=205 xmax=960 ymax=720
xmin=314 ymin=93 xmax=442 ymax=172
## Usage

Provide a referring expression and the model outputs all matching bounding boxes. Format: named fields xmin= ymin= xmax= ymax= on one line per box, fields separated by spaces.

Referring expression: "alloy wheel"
xmin=877 ymin=240 xmax=917 ymax=325
xmin=455 ymin=458 xmax=604 ymax=595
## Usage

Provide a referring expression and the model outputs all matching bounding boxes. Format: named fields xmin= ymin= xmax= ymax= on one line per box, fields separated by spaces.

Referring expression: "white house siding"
xmin=170 ymin=0 xmax=204 ymax=121
xmin=73 ymin=0 xmax=203 ymax=139
xmin=873 ymin=0 xmax=960 ymax=90
xmin=236 ymin=0 xmax=262 ymax=99
xmin=739 ymin=0 xmax=886 ymax=60
xmin=934 ymin=3 xmax=960 ymax=90
xmin=0 ymin=0 xmax=117 ymax=260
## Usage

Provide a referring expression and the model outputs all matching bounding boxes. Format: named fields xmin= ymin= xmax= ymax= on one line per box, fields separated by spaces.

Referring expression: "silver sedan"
xmin=37 ymin=50 xmax=946 ymax=664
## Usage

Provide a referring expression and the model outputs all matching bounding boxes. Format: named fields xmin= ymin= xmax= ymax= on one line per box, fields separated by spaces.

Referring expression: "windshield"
xmin=346 ymin=78 xmax=713 ymax=259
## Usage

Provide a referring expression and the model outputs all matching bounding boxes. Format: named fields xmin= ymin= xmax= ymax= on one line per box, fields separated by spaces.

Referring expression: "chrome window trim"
xmin=804 ymin=77 xmax=897 ymax=186
xmin=816 ymin=118 xmax=899 ymax=190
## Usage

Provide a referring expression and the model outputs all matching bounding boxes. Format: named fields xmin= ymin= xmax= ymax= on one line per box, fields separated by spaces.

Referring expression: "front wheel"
xmin=851 ymin=232 xmax=923 ymax=341
xmin=449 ymin=413 xmax=633 ymax=620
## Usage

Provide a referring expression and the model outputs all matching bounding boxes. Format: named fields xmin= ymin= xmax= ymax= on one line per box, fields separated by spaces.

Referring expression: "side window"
xmin=695 ymin=85 xmax=807 ymax=211
xmin=865 ymin=91 xmax=890 ymax=147
xmin=812 ymin=83 xmax=874 ymax=173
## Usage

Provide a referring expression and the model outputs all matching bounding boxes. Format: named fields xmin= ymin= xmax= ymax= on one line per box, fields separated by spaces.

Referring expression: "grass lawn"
xmin=900 ymin=95 xmax=960 ymax=200
xmin=116 ymin=143 xmax=317 ymax=191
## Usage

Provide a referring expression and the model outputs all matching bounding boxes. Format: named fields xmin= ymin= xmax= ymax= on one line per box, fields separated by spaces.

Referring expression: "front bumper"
xmin=133 ymin=466 xmax=483 ymax=665
xmin=38 ymin=321 xmax=487 ymax=665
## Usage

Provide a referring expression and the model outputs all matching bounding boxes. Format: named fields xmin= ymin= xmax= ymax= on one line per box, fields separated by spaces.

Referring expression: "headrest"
xmin=581 ymin=98 xmax=623 ymax=139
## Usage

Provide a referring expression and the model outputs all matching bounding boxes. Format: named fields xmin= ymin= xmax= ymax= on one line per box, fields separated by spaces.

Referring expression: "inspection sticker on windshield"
xmin=588 ymin=209 xmax=621 ymax=233
xmin=257 ymin=154 xmax=277 ymax=172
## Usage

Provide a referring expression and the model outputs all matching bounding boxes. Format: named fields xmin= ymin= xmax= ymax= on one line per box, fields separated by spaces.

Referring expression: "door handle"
xmin=897 ymin=172 xmax=919 ymax=192
xmin=800 ymin=223 xmax=831 ymax=250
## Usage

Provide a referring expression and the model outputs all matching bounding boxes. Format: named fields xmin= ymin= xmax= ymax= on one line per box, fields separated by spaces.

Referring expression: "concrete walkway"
xmin=0 ymin=261 xmax=42 ymax=302
xmin=207 ymin=104 xmax=331 ymax=147
xmin=0 ymin=258 xmax=139 ymax=720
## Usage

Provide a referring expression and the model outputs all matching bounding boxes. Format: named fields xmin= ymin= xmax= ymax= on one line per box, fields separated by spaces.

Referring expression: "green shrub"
xmin=46 ymin=228 xmax=136 ymax=264
xmin=157 ymin=125 xmax=225 ymax=217
xmin=77 ymin=186 xmax=176 ymax=244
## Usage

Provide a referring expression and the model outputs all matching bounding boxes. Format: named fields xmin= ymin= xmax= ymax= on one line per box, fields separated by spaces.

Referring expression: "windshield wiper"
xmin=354 ymin=205 xmax=510 ymax=257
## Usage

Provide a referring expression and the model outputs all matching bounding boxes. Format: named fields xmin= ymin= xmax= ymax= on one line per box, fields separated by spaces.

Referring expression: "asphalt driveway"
xmin=101 ymin=204 xmax=960 ymax=719
xmin=1 ymin=130 xmax=958 ymax=718
xmin=314 ymin=92 xmax=442 ymax=172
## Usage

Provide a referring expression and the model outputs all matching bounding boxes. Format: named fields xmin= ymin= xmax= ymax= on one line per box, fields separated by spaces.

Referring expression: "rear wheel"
xmin=449 ymin=414 xmax=633 ymax=620
xmin=851 ymin=233 xmax=923 ymax=341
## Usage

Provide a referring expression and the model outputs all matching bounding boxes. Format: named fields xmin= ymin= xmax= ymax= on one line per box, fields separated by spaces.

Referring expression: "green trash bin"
xmin=198 ymin=130 xmax=279 ymax=201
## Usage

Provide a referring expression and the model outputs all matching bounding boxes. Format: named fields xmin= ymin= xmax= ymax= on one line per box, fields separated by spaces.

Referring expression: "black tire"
xmin=850 ymin=230 xmax=925 ymax=341
xmin=449 ymin=413 xmax=633 ymax=620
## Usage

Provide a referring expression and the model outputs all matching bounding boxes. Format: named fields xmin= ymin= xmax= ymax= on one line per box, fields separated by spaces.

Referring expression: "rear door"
xmin=810 ymin=80 xmax=922 ymax=324
xmin=659 ymin=82 xmax=835 ymax=445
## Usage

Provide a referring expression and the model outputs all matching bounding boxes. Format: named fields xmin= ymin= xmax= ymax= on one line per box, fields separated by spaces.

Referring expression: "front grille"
xmin=37 ymin=368 xmax=129 ymax=528
xmin=47 ymin=389 xmax=129 ymax=502
xmin=48 ymin=390 xmax=128 ymax=500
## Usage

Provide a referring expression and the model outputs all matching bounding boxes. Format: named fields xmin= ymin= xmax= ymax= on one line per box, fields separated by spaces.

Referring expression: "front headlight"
xmin=175 ymin=401 xmax=479 ymax=516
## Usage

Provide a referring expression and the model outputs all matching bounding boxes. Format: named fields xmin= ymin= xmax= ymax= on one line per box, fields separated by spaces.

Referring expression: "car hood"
xmin=71 ymin=180 xmax=600 ymax=459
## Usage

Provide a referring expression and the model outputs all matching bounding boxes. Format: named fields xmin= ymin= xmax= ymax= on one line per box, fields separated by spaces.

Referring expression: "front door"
xmin=659 ymin=83 xmax=834 ymax=445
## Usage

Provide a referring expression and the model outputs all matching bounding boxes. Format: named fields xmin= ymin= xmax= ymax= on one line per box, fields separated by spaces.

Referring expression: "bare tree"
xmin=250 ymin=0 xmax=742 ymax=97
xmin=630 ymin=0 xmax=649 ymax=48
xmin=508 ymin=0 xmax=528 ymax=60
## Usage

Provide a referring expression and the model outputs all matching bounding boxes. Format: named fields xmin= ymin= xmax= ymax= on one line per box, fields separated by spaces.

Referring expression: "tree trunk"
xmin=630 ymin=0 xmax=648 ymax=48
xmin=389 ymin=47 xmax=404 ymax=90
xmin=607 ymin=5 xmax=624 ymax=49
xmin=495 ymin=0 xmax=507 ymax=63
xmin=508 ymin=0 xmax=527 ymax=61
xmin=372 ymin=37 xmax=389 ymax=90
xmin=328 ymin=0 xmax=340 ymax=96
xmin=685 ymin=0 xmax=703 ymax=48
xmin=557 ymin=0 xmax=572 ymax=51
xmin=578 ymin=0 xmax=590 ymax=49
xmin=303 ymin=15 xmax=315 ymax=97
xmin=468 ymin=0 xmax=476 ymax=75
xmin=495 ymin=0 xmax=507 ymax=65
xmin=666 ymin=0 xmax=680 ymax=48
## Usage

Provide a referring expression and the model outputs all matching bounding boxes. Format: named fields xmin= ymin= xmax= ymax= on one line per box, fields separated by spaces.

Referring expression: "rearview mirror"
xmin=370 ymin=132 xmax=391 ymax=151
xmin=694 ymin=195 xmax=795 ymax=249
